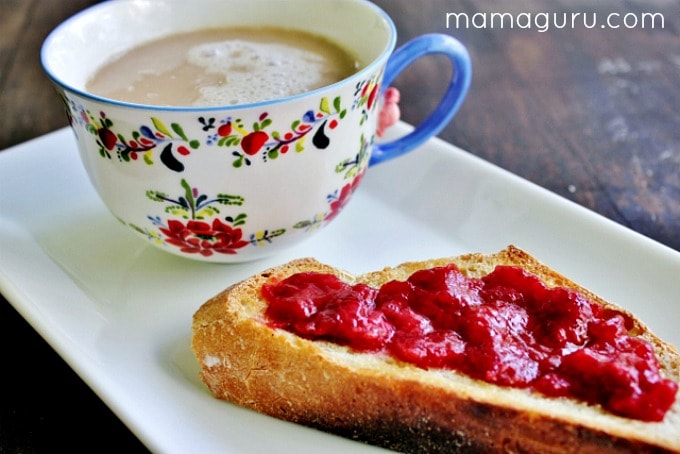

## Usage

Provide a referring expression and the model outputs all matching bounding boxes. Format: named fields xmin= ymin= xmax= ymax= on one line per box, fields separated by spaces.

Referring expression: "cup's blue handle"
xmin=369 ymin=34 xmax=472 ymax=166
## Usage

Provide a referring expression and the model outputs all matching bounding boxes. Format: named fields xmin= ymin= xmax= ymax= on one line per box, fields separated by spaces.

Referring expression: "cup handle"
xmin=369 ymin=34 xmax=472 ymax=166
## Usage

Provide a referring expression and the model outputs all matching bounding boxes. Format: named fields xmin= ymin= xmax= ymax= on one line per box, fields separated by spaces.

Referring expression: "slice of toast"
xmin=192 ymin=245 xmax=680 ymax=453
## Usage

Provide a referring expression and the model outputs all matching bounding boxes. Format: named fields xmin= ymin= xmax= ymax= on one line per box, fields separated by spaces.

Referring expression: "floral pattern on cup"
xmin=293 ymin=171 xmax=365 ymax=232
xmin=353 ymin=73 xmax=382 ymax=126
xmin=63 ymin=74 xmax=380 ymax=173
xmin=293 ymin=136 xmax=369 ymax=232
xmin=60 ymin=72 xmax=381 ymax=258
xmin=204 ymin=95 xmax=347 ymax=168
xmin=65 ymin=99 xmax=201 ymax=172
xmin=335 ymin=133 xmax=372 ymax=180
xmin=127 ymin=167 xmax=365 ymax=258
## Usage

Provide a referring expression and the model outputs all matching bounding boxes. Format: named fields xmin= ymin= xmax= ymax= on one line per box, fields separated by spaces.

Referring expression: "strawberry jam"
xmin=262 ymin=265 xmax=678 ymax=421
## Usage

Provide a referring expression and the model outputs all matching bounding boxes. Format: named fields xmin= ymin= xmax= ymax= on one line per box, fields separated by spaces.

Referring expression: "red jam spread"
xmin=262 ymin=265 xmax=678 ymax=421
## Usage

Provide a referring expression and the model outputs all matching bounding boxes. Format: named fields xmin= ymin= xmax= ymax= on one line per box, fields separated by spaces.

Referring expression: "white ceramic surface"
xmin=1 ymin=124 xmax=679 ymax=452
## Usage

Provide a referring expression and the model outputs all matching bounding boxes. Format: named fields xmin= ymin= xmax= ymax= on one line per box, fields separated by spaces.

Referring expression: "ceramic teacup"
xmin=41 ymin=0 xmax=471 ymax=262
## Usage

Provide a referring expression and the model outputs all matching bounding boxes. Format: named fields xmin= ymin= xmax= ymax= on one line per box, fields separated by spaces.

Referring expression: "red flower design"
xmin=217 ymin=122 xmax=232 ymax=137
xmin=325 ymin=173 xmax=365 ymax=222
xmin=241 ymin=130 xmax=269 ymax=155
xmin=160 ymin=218 xmax=249 ymax=257
xmin=367 ymin=83 xmax=379 ymax=110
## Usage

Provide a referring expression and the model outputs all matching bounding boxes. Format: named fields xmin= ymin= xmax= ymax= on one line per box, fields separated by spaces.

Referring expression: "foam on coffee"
xmin=87 ymin=27 xmax=360 ymax=107
xmin=189 ymin=40 xmax=342 ymax=105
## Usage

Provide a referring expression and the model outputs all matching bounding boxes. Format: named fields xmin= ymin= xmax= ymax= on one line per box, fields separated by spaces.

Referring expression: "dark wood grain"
xmin=1 ymin=0 xmax=678 ymax=451
xmin=372 ymin=0 xmax=680 ymax=249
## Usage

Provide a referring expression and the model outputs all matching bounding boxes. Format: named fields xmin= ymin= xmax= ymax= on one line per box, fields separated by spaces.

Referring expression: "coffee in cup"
xmin=87 ymin=26 xmax=361 ymax=106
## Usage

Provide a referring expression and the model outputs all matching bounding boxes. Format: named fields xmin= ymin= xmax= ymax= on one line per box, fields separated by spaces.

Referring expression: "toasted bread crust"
xmin=192 ymin=246 xmax=680 ymax=453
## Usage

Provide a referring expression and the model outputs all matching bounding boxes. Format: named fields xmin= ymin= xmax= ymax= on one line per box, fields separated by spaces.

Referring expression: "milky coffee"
xmin=87 ymin=27 xmax=361 ymax=107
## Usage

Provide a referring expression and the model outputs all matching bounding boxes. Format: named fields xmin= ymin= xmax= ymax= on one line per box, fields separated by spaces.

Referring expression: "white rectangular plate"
xmin=1 ymin=123 xmax=679 ymax=453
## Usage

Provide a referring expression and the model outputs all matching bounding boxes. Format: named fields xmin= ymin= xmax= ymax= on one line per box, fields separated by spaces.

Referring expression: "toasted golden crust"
xmin=192 ymin=245 xmax=680 ymax=453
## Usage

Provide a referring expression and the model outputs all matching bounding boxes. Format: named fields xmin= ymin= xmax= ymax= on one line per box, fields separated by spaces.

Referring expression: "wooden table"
xmin=2 ymin=0 xmax=678 ymax=451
